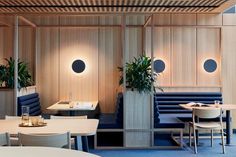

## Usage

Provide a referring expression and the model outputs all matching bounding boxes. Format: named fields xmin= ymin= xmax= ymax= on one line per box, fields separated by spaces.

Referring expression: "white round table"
xmin=0 ymin=147 xmax=100 ymax=157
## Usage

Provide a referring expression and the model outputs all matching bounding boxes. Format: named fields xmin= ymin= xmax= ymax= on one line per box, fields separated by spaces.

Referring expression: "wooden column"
xmin=150 ymin=14 xmax=154 ymax=147
xmin=121 ymin=14 xmax=126 ymax=147
xmin=13 ymin=16 xmax=19 ymax=116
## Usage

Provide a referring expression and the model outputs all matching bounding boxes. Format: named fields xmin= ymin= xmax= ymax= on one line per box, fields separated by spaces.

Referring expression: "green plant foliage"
xmin=118 ymin=55 xmax=158 ymax=93
xmin=0 ymin=57 xmax=33 ymax=89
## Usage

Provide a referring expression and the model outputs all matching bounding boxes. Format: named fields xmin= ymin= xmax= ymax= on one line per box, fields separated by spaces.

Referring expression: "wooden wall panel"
xmin=197 ymin=14 xmax=222 ymax=25
xmin=223 ymin=14 xmax=236 ymax=25
xmin=153 ymin=14 xmax=171 ymax=25
xmin=172 ymin=28 xmax=197 ymax=86
xmin=60 ymin=16 xmax=98 ymax=25
xmin=126 ymin=15 xmax=145 ymax=25
xmin=222 ymin=27 xmax=236 ymax=127
xmin=0 ymin=27 xmax=13 ymax=64
xmin=59 ymin=28 xmax=99 ymax=102
xmin=99 ymin=16 xmax=121 ymax=25
xmin=98 ymin=28 xmax=121 ymax=113
xmin=19 ymin=27 xmax=35 ymax=81
xmin=36 ymin=28 xmax=59 ymax=111
xmin=125 ymin=28 xmax=143 ymax=62
xmin=153 ymin=27 xmax=171 ymax=86
xmin=197 ymin=28 xmax=221 ymax=86
xmin=171 ymin=14 xmax=196 ymax=25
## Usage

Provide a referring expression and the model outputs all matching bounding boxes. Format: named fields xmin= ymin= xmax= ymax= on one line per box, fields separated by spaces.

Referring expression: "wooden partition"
xmin=2 ymin=13 xmax=236 ymax=129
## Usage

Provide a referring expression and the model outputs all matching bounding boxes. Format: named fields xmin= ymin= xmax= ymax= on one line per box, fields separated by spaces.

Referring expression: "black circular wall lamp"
xmin=154 ymin=59 xmax=165 ymax=73
xmin=72 ymin=59 xmax=86 ymax=73
xmin=203 ymin=59 xmax=217 ymax=73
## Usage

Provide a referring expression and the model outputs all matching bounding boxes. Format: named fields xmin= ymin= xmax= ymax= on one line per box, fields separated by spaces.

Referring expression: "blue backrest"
xmin=17 ymin=93 xmax=41 ymax=116
xmin=154 ymin=92 xmax=222 ymax=114
xmin=115 ymin=93 xmax=123 ymax=125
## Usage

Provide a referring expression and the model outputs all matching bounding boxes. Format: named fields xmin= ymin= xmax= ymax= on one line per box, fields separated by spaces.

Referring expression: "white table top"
xmin=47 ymin=101 xmax=98 ymax=111
xmin=0 ymin=147 xmax=100 ymax=157
xmin=180 ymin=104 xmax=236 ymax=110
xmin=0 ymin=119 xmax=98 ymax=136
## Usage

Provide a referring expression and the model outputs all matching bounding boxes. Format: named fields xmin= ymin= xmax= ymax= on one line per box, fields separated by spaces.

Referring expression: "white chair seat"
xmin=190 ymin=122 xmax=221 ymax=129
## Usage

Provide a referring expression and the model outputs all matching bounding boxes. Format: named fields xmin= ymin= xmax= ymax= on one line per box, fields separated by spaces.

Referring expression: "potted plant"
xmin=118 ymin=55 xmax=157 ymax=93
xmin=0 ymin=57 xmax=33 ymax=89
xmin=118 ymin=55 xmax=159 ymax=147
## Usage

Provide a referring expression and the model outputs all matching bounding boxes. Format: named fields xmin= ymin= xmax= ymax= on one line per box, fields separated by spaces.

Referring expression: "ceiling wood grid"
xmin=0 ymin=0 xmax=233 ymax=14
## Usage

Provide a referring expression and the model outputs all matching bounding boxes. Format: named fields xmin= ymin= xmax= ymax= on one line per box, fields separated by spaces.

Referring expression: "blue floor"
xmin=91 ymin=135 xmax=236 ymax=157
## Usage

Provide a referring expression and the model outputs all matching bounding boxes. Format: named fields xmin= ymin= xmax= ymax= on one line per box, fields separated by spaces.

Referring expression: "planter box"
xmin=18 ymin=86 xmax=37 ymax=97
xmin=0 ymin=89 xmax=14 ymax=118
xmin=124 ymin=90 xmax=152 ymax=147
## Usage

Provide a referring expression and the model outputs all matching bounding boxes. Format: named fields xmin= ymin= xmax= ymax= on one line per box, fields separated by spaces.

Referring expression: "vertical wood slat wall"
xmin=1 ymin=14 xmax=236 ymax=126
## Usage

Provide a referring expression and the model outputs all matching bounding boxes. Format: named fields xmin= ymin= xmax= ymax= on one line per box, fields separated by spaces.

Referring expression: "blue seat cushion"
xmin=154 ymin=114 xmax=185 ymax=128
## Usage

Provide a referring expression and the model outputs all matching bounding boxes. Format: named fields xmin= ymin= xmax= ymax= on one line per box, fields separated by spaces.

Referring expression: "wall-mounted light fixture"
xmin=154 ymin=59 xmax=165 ymax=73
xmin=72 ymin=59 xmax=86 ymax=73
xmin=203 ymin=59 xmax=217 ymax=73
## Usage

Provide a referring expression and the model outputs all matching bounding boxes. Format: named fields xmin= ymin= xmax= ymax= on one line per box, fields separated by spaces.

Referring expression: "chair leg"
xmin=193 ymin=127 xmax=197 ymax=154
xmin=189 ymin=126 xmax=192 ymax=147
xmin=221 ymin=129 xmax=225 ymax=154
xmin=211 ymin=129 xmax=213 ymax=147
xmin=180 ymin=130 xmax=183 ymax=148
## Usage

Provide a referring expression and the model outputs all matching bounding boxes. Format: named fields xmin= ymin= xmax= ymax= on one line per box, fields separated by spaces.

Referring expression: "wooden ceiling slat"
xmin=0 ymin=0 xmax=232 ymax=13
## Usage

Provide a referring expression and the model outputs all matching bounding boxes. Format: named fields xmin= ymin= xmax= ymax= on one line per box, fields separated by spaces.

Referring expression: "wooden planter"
xmin=124 ymin=90 xmax=152 ymax=148
xmin=18 ymin=86 xmax=37 ymax=97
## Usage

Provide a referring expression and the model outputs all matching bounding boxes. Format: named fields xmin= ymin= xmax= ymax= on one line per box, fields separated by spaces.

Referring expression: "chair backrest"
xmin=193 ymin=108 xmax=222 ymax=119
xmin=18 ymin=132 xmax=71 ymax=149
xmin=50 ymin=115 xmax=87 ymax=119
xmin=5 ymin=115 xmax=21 ymax=119
xmin=0 ymin=133 xmax=10 ymax=146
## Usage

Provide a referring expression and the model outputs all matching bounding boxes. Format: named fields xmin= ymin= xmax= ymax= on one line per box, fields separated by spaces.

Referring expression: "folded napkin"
xmin=74 ymin=102 xmax=93 ymax=109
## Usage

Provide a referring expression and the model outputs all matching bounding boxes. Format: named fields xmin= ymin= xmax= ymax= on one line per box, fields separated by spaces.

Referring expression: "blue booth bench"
xmin=96 ymin=92 xmax=226 ymax=148
xmin=17 ymin=93 xmax=41 ymax=116
xmin=154 ymin=92 xmax=227 ymax=147
xmin=154 ymin=92 xmax=223 ymax=123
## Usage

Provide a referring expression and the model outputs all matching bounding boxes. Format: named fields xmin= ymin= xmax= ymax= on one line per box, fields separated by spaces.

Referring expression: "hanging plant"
xmin=118 ymin=55 xmax=161 ymax=93
xmin=0 ymin=57 xmax=33 ymax=89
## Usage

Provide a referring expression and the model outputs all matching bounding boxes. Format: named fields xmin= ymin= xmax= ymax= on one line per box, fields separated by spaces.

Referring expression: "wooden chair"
xmin=50 ymin=115 xmax=87 ymax=151
xmin=5 ymin=116 xmax=21 ymax=146
xmin=50 ymin=115 xmax=87 ymax=119
xmin=189 ymin=108 xmax=225 ymax=154
xmin=0 ymin=133 xmax=10 ymax=146
xmin=18 ymin=132 xmax=71 ymax=149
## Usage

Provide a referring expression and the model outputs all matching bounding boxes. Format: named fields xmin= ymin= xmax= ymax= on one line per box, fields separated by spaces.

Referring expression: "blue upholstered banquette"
xmin=98 ymin=92 xmax=223 ymax=129
xmin=17 ymin=93 xmax=41 ymax=116
xmin=154 ymin=92 xmax=223 ymax=128
xmin=98 ymin=93 xmax=123 ymax=129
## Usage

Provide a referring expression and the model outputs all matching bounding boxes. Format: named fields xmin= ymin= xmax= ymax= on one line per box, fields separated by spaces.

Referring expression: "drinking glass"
xmin=21 ymin=106 xmax=30 ymax=124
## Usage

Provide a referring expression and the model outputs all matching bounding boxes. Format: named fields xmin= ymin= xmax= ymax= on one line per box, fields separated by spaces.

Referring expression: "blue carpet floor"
xmin=91 ymin=135 xmax=236 ymax=157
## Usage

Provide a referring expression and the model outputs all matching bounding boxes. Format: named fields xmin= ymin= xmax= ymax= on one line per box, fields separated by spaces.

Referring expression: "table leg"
xmin=226 ymin=110 xmax=231 ymax=145
xmin=82 ymin=136 xmax=89 ymax=152
xmin=74 ymin=136 xmax=79 ymax=150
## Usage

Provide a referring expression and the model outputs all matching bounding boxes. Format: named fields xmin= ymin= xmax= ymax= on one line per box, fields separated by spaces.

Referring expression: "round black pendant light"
xmin=154 ymin=59 xmax=165 ymax=73
xmin=72 ymin=59 xmax=86 ymax=73
xmin=204 ymin=59 xmax=217 ymax=73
